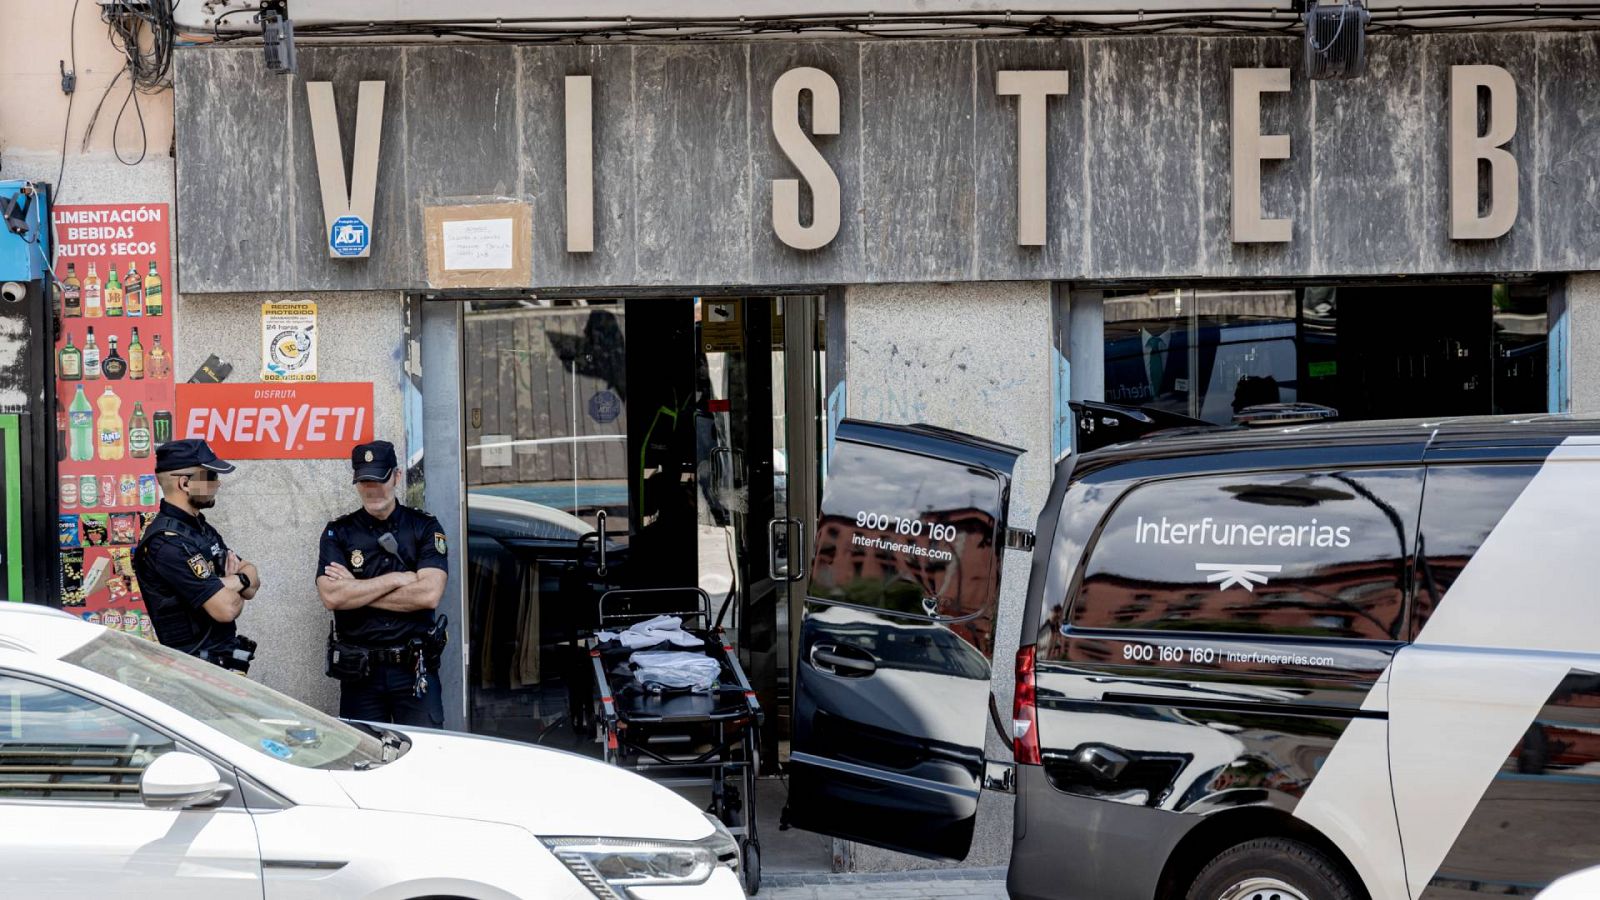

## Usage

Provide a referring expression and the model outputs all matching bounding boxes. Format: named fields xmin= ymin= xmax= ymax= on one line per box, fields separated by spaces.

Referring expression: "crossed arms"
xmin=317 ymin=562 xmax=446 ymax=613
xmin=203 ymin=551 xmax=261 ymax=624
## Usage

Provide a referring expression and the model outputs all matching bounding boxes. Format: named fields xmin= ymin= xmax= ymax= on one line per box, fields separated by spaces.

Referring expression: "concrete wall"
xmin=1565 ymin=274 xmax=1600 ymax=415
xmin=173 ymin=34 xmax=1600 ymax=294
xmin=842 ymin=281 xmax=1055 ymax=871
xmin=172 ymin=291 xmax=407 ymax=712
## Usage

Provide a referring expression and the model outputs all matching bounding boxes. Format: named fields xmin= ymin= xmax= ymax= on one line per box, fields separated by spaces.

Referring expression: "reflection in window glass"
xmin=0 ymin=674 xmax=170 ymax=802
xmin=1102 ymin=283 xmax=1552 ymax=425
xmin=463 ymin=298 xmax=630 ymax=536
xmin=1070 ymin=468 xmax=1423 ymax=640
xmin=1103 ymin=289 xmax=1298 ymax=425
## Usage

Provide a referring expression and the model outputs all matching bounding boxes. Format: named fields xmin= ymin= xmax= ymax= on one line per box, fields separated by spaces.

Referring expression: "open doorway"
xmin=458 ymin=294 xmax=831 ymax=872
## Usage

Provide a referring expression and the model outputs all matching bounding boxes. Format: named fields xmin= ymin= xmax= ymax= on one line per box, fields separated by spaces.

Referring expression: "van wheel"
xmin=1187 ymin=838 xmax=1359 ymax=900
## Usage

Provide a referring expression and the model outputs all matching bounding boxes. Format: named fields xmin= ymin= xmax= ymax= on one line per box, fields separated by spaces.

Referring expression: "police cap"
xmin=351 ymin=440 xmax=398 ymax=483
xmin=154 ymin=439 xmax=237 ymax=475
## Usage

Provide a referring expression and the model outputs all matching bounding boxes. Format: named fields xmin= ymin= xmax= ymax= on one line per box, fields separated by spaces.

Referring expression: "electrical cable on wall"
xmin=80 ymin=0 xmax=177 ymax=168
xmin=56 ymin=0 xmax=82 ymax=202
xmin=194 ymin=5 xmax=1600 ymax=43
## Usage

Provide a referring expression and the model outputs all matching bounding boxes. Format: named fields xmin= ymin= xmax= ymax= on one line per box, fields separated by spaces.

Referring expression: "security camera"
xmin=0 ymin=282 xmax=25 ymax=304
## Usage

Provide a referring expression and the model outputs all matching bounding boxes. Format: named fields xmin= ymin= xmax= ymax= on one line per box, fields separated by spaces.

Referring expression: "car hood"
xmin=330 ymin=729 xmax=714 ymax=841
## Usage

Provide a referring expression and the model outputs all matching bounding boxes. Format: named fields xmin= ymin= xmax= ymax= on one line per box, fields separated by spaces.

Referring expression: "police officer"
xmin=317 ymin=440 xmax=449 ymax=727
xmin=133 ymin=439 xmax=262 ymax=672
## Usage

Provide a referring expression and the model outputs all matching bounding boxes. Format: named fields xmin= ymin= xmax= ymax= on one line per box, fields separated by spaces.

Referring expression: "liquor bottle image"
xmin=68 ymin=384 xmax=94 ymax=462
xmin=102 ymin=335 xmax=127 ymax=380
xmin=59 ymin=333 xmax=82 ymax=380
xmin=124 ymin=262 xmax=143 ymax=317
xmin=144 ymin=261 xmax=162 ymax=317
xmin=97 ymin=386 xmax=125 ymax=461
xmin=82 ymin=327 xmax=102 ymax=380
xmin=128 ymin=328 xmax=145 ymax=380
xmin=84 ymin=263 xmax=102 ymax=317
xmin=148 ymin=333 xmax=168 ymax=379
xmin=104 ymin=266 xmax=124 ymax=317
xmin=63 ymin=263 xmax=81 ymax=317
xmin=128 ymin=402 xmax=151 ymax=459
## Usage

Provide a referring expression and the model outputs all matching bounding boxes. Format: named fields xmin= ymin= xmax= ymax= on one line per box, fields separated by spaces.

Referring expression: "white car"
xmin=0 ymin=602 xmax=745 ymax=899
xmin=1539 ymin=865 xmax=1600 ymax=899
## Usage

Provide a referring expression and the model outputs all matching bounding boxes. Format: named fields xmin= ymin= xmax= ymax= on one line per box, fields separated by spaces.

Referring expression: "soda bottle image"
xmin=68 ymin=384 xmax=94 ymax=462
xmin=97 ymin=386 xmax=125 ymax=461
xmin=63 ymin=262 xmax=81 ymax=317
xmin=129 ymin=402 xmax=151 ymax=459
xmin=59 ymin=333 xmax=82 ymax=381
xmin=84 ymin=263 xmax=102 ymax=317
xmin=56 ymin=398 xmax=67 ymax=461
xmin=144 ymin=261 xmax=162 ymax=317
xmin=83 ymin=326 xmax=101 ymax=379
xmin=104 ymin=267 xmax=124 ymax=317
xmin=124 ymin=262 xmax=143 ymax=317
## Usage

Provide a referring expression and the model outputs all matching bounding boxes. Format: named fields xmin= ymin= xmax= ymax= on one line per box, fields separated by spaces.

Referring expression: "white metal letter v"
xmin=307 ymin=81 xmax=385 ymax=259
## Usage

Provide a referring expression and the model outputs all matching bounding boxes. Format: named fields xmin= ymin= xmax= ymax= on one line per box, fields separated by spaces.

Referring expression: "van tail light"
xmin=1013 ymin=645 xmax=1041 ymax=766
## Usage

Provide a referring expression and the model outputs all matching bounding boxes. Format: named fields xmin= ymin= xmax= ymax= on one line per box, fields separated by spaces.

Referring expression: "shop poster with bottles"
xmin=51 ymin=203 xmax=172 ymax=638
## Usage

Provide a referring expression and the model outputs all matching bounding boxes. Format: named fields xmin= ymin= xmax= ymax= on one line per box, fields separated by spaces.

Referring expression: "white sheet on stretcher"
xmin=629 ymin=650 xmax=722 ymax=693
xmin=597 ymin=615 xmax=706 ymax=649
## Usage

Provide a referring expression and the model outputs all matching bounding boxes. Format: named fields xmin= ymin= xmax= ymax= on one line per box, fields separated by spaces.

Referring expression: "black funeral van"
xmin=786 ymin=407 xmax=1600 ymax=900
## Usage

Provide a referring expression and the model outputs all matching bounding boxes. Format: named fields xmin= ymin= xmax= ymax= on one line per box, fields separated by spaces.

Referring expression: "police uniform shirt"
xmin=318 ymin=504 xmax=448 ymax=647
xmin=133 ymin=500 xmax=236 ymax=653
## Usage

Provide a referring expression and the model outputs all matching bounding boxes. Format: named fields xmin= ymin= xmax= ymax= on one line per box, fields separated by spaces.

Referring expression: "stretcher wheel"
xmin=741 ymin=839 xmax=761 ymax=895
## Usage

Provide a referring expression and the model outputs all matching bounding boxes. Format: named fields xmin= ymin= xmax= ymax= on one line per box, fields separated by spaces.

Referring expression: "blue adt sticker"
xmin=588 ymin=390 xmax=622 ymax=425
xmin=260 ymin=739 xmax=294 ymax=760
xmin=329 ymin=215 xmax=370 ymax=257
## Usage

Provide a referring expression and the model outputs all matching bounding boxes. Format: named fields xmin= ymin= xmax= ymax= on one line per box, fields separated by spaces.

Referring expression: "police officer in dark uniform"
xmin=317 ymin=440 xmax=449 ymax=727
xmin=133 ymin=439 xmax=262 ymax=672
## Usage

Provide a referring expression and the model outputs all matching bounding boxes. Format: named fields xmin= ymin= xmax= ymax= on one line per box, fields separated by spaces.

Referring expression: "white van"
xmin=786 ymin=409 xmax=1600 ymax=900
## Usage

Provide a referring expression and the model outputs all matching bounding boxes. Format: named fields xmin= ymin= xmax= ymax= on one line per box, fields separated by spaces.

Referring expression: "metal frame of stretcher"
xmin=588 ymin=587 xmax=764 ymax=894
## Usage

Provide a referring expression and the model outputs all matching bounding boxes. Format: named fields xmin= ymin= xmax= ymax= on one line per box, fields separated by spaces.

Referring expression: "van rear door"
xmin=785 ymin=420 xmax=1023 ymax=861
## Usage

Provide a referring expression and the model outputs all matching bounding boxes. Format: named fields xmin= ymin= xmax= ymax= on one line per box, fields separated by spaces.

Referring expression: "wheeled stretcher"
xmin=588 ymin=587 xmax=764 ymax=894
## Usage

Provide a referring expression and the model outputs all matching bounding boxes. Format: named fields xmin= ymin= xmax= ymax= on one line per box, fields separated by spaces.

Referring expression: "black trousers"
xmin=338 ymin=663 xmax=444 ymax=728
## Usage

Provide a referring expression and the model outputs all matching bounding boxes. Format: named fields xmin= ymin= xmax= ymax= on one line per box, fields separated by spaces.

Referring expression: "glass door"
xmin=460 ymin=295 xmax=822 ymax=760
xmin=462 ymin=298 xmax=634 ymax=745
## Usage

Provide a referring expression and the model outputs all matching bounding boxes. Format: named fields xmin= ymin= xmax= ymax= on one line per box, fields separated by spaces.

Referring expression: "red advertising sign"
xmin=51 ymin=203 xmax=173 ymax=633
xmin=175 ymin=382 xmax=375 ymax=459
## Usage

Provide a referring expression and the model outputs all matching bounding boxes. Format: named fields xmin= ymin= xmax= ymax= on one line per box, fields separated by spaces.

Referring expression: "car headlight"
xmin=544 ymin=819 xmax=737 ymax=899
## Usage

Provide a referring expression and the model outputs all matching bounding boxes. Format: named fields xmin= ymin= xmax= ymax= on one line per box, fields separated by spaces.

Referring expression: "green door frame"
xmin=0 ymin=414 xmax=20 ymax=602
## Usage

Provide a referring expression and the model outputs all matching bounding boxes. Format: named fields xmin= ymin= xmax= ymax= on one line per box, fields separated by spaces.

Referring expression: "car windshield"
xmin=62 ymin=630 xmax=388 ymax=770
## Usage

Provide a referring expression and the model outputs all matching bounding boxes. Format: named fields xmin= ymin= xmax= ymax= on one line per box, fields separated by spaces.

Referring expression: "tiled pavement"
xmin=761 ymin=867 xmax=1008 ymax=899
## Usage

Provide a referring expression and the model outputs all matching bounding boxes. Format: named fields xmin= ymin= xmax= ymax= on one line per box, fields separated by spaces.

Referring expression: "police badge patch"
xmin=350 ymin=549 xmax=365 ymax=570
xmin=187 ymin=554 xmax=210 ymax=579
xmin=435 ymin=532 xmax=448 ymax=554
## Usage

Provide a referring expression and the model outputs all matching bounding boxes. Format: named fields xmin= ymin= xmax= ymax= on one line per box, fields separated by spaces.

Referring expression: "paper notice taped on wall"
xmin=442 ymin=218 xmax=515 ymax=271
xmin=423 ymin=201 xmax=532 ymax=289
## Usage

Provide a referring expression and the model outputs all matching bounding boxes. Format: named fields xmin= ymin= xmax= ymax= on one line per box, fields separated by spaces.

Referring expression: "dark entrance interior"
xmin=459 ymin=294 xmax=831 ymax=872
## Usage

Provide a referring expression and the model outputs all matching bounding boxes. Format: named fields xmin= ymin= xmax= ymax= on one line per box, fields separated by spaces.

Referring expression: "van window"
xmin=809 ymin=439 xmax=1009 ymax=656
xmin=1413 ymin=464 xmax=1541 ymax=635
xmin=1068 ymin=468 xmax=1422 ymax=640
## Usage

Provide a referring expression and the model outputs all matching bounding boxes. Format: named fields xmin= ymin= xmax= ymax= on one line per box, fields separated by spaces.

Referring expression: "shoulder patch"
xmin=186 ymin=554 xmax=211 ymax=579
xmin=434 ymin=532 xmax=448 ymax=555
